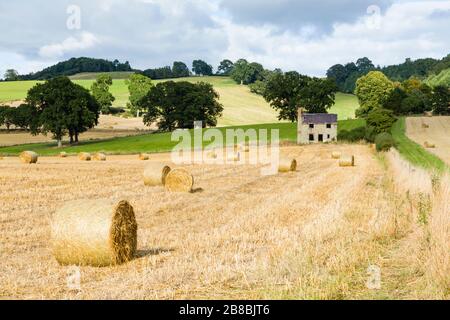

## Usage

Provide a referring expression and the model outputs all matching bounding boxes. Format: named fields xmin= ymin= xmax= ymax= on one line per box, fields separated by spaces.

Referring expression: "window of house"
xmin=309 ymin=134 xmax=314 ymax=141
xmin=309 ymin=124 xmax=314 ymax=129
xmin=327 ymin=134 xmax=330 ymax=139
xmin=326 ymin=124 xmax=332 ymax=129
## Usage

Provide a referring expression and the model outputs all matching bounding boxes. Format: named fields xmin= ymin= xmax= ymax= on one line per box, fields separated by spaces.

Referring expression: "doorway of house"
xmin=318 ymin=134 xmax=324 ymax=142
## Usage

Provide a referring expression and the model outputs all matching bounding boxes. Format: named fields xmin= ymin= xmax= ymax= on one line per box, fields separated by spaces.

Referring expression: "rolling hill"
xmin=0 ymin=75 xmax=359 ymax=126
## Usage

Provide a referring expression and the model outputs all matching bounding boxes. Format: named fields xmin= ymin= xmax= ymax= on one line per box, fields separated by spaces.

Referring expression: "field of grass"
xmin=0 ymin=75 xmax=359 ymax=127
xmin=0 ymin=119 xmax=365 ymax=156
xmin=392 ymin=117 xmax=448 ymax=173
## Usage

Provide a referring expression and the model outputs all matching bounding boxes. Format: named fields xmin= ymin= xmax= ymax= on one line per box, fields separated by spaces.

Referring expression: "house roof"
xmin=302 ymin=113 xmax=337 ymax=124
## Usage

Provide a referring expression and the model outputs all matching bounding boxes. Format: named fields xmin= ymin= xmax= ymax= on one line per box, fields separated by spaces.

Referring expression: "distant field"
xmin=0 ymin=75 xmax=359 ymax=126
xmin=0 ymin=119 xmax=365 ymax=156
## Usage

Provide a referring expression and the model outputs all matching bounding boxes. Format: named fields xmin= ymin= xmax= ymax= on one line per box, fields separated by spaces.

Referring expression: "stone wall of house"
xmin=297 ymin=123 xmax=337 ymax=144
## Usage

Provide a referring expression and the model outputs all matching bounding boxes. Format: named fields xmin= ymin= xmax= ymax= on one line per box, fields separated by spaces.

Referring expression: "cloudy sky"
xmin=0 ymin=0 xmax=449 ymax=78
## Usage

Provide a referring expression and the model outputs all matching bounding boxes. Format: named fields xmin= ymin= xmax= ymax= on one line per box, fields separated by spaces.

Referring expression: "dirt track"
xmin=406 ymin=116 xmax=450 ymax=165
xmin=0 ymin=144 xmax=391 ymax=299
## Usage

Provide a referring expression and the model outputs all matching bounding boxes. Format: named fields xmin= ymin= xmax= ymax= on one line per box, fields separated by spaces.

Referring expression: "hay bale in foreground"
xmin=144 ymin=162 xmax=171 ymax=186
xmin=20 ymin=151 xmax=38 ymax=164
xmin=165 ymin=168 xmax=194 ymax=193
xmin=78 ymin=152 xmax=91 ymax=161
xmin=51 ymin=199 xmax=138 ymax=267
xmin=93 ymin=153 xmax=107 ymax=161
xmin=331 ymin=151 xmax=341 ymax=159
xmin=278 ymin=158 xmax=297 ymax=172
xmin=139 ymin=153 xmax=149 ymax=161
xmin=424 ymin=111 xmax=433 ymax=117
xmin=339 ymin=155 xmax=355 ymax=167
xmin=59 ymin=152 xmax=68 ymax=158
xmin=424 ymin=141 xmax=436 ymax=148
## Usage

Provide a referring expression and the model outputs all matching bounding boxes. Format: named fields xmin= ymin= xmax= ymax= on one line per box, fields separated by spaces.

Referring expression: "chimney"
xmin=298 ymin=107 xmax=304 ymax=123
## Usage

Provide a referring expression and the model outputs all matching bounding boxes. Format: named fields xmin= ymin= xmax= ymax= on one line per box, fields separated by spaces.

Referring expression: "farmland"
xmin=1 ymin=144 xmax=448 ymax=299
xmin=405 ymin=116 xmax=450 ymax=167
xmin=0 ymin=119 xmax=365 ymax=156
xmin=0 ymin=75 xmax=359 ymax=128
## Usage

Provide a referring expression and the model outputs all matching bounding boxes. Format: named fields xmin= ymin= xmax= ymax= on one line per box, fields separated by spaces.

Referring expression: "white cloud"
xmin=38 ymin=32 xmax=100 ymax=59
xmin=216 ymin=0 xmax=450 ymax=75
xmin=0 ymin=0 xmax=449 ymax=76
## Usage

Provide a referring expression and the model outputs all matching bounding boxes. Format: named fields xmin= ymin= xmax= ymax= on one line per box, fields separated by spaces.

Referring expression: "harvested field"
xmin=0 ymin=144 xmax=447 ymax=299
xmin=406 ymin=116 xmax=450 ymax=165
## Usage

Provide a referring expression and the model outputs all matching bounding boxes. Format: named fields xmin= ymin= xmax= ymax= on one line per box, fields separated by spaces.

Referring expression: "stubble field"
xmin=1 ymin=144 xmax=447 ymax=299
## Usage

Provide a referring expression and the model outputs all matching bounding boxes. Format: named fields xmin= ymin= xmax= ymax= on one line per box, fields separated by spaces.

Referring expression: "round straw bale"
xmin=0 ymin=156 xmax=3 ymax=160
xmin=93 ymin=153 xmax=107 ymax=161
xmin=278 ymin=158 xmax=297 ymax=172
xmin=144 ymin=162 xmax=171 ymax=186
xmin=165 ymin=168 xmax=194 ymax=193
xmin=139 ymin=153 xmax=149 ymax=160
xmin=331 ymin=151 xmax=341 ymax=159
xmin=59 ymin=151 xmax=68 ymax=158
xmin=78 ymin=152 xmax=91 ymax=161
xmin=20 ymin=151 xmax=38 ymax=164
xmin=339 ymin=155 xmax=355 ymax=167
xmin=424 ymin=141 xmax=435 ymax=148
xmin=51 ymin=199 xmax=138 ymax=267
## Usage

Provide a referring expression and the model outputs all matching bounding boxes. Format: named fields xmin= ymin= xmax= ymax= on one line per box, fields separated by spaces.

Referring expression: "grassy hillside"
xmin=0 ymin=75 xmax=360 ymax=126
xmin=69 ymin=71 xmax=135 ymax=80
xmin=0 ymin=119 xmax=364 ymax=156
xmin=392 ymin=117 xmax=448 ymax=173
xmin=425 ymin=68 xmax=450 ymax=87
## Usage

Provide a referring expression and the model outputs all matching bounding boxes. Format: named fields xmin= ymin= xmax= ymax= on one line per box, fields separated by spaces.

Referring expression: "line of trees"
xmin=355 ymin=71 xmax=450 ymax=118
xmin=327 ymin=54 xmax=450 ymax=94
xmin=17 ymin=57 xmax=132 ymax=80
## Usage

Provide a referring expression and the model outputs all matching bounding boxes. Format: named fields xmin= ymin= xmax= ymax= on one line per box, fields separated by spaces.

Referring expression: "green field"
xmin=392 ymin=117 xmax=448 ymax=173
xmin=0 ymin=75 xmax=359 ymax=126
xmin=0 ymin=119 xmax=364 ymax=156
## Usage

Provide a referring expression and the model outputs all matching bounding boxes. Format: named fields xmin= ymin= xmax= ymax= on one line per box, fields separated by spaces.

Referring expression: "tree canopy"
xmin=26 ymin=77 xmax=100 ymax=146
xmin=18 ymin=57 xmax=132 ymax=80
xmin=192 ymin=60 xmax=213 ymax=76
xmin=355 ymin=71 xmax=394 ymax=118
xmin=262 ymin=71 xmax=337 ymax=122
xmin=125 ymin=74 xmax=153 ymax=116
xmin=91 ymin=74 xmax=115 ymax=114
xmin=141 ymin=81 xmax=223 ymax=131
xmin=230 ymin=59 xmax=264 ymax=85
xmin=217 ymin=60 xmax=234 ymax=75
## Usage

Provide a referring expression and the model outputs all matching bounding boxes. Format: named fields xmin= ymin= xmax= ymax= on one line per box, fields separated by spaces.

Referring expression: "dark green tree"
xmin=26 ymin=77 xmax=100 ymax=147
xmin=230 ymin=59 xmax=264 ymax=85
xmin=217 ymin=59 xmax=234 ymax=75
xmin=4 ymin=69 xmax=19 ymax=81
xmin=366 ymin=108 xmax=396 ymax=134
xmin=262 ymin=71 xmax=309 ymax=122
xmin=0 ymin=105 xmax=14 ymax=131
xmin=172 ymin=61 xmax=190 ymax=77
xmin=431 ymin=85 xmax=450 ymax=115
xmin=298 ymin=78 xmax=338 ymax=114
xmin=192 ymin=60 xmax=213 ymax=76
xmin=384 ymin=87 xmax=408 ymax=115
xmin=141 ymin=81 xmax=223 ymax=131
